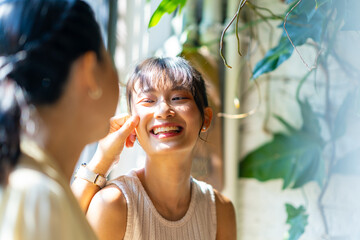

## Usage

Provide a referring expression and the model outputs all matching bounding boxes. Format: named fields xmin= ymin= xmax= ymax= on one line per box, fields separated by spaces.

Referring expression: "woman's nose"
xmin=154 ymin=101 xmax=175 ymax=119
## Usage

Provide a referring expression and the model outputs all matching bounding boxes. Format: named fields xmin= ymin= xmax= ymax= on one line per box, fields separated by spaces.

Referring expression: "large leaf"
xmin=285 ymin=204 xmax=308 ymax=240
xmin=298 ymin=99 xmax=321 ymax=136
xmin=148 ymin=0 xmax=187 ymax=28
xmin=239 ymin=131 xmax=324 ymax=189
xmin=251 ymin=38 xmax=293 ymax=80
xmin=239 ymin=99 xmax=325 ymax=189
xmin=252 ymin=0 xmax=330 ymax=79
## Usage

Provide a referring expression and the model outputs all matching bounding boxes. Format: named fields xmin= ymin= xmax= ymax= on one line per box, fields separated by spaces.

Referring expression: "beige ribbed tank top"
xmin=110 ymin=171 xmax=217 ymax=240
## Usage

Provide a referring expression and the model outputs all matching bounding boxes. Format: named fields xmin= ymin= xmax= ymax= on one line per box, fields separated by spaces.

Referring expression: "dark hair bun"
xmin=0 ymin=0 xmax=102 ymax=185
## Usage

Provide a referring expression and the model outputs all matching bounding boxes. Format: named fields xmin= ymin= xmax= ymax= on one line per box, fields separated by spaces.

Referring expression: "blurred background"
xmin=79 ymin=0 xmax=360 ymax=239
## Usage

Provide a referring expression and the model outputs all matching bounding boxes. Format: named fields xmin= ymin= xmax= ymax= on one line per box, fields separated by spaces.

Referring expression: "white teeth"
xmin=153 ymin=126 xmax=180 ymax=135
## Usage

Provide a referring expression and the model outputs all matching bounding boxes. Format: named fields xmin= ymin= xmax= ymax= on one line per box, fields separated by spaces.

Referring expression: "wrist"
xmin=87 ymin=149 xmax=116 ymax=176
xmin=75 ymin=163 xmax=107 ymax=188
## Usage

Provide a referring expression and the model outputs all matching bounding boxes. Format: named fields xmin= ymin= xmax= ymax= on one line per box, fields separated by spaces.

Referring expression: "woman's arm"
xmin=214 ymin=190 xmax=237 ymax=240
xmin=86 ymin=185 xmax=127 ymax=240
xmin=71 ymin=114 xmax=139 ymax=212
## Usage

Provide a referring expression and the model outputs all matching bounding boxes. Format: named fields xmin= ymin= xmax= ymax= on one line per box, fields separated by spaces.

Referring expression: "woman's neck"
xmin=136 ymin=152 xmax=193 ymax=220
xmin=35 ymin=106 xmax=88 ymax=182
xmin=44 ymin=130 xmax=84 ymax=181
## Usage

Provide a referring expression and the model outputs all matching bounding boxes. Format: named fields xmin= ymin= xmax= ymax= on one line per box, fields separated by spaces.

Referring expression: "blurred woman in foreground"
xmin=0 ymin=0 xmax=138 ymax=239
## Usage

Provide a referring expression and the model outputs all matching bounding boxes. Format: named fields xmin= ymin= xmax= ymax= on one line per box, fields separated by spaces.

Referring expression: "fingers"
xmin=125 ymin=131 xmax=136 ymax=148
xmin=113 ymin=116 xmax=138 ymax=150
xmin=96 ymin=115 xmax=139 ymax=162
xmin=115 ymin=115 xmax=139 ymax=138
xmin=109 ymin=113 xmax=131 ymax=133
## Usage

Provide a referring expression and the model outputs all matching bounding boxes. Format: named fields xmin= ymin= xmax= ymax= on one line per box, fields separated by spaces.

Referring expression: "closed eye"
xmin=172 ymin=96 xmax=188 ymax=101
xmin=137 ymin=98 xmax=155 ymax=104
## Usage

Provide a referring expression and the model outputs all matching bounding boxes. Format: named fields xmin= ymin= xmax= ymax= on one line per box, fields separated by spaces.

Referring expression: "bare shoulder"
xmin=213 ymin=189 xmax=235 ymax=218
xmin=86 ymin=184 xmax=127 ymax=240
xmin=214 ymin=189 xmax=237 ymax=240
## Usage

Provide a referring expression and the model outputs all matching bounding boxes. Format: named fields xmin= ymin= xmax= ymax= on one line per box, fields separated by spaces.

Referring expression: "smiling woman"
xmin=73 ymin=57 xmax=237 ymax=240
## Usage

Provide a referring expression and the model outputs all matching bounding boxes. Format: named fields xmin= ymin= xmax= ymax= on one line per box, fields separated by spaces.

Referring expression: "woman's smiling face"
xmin=126 ymin=57 xmax=213 ymax=157
xmin=131 ymin=82 xmax=203 ymax=156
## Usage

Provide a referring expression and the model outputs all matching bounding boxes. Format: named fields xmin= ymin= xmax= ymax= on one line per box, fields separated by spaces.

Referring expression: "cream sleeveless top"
xmin=110 ymin=171 xmax=217 ymax=240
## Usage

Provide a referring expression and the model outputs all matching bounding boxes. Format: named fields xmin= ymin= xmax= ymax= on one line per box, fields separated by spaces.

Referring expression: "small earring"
xmin=88 ymin=88 xmax=103 ymax=100
xmin=202 ymin=126 xmax=207 ymax=131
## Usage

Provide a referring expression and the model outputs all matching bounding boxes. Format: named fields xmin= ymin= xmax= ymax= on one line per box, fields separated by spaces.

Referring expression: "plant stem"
xmin=219 ymin=0 xmax=247 ymax=68
xmin=317 ymin=61 xmax=331 ymax=236
xmin=317 ymin=7 xmax=343 ymax=237
xmin=295 ymin=71 xmax=313 ymax=102
xmin=262 ymin=75 xmax=271 ymax=134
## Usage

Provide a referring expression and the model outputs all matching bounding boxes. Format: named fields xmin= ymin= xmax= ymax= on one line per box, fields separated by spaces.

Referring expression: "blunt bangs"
xmin=126 ymin=57 xmax=209 ymax=116
xmin=130 ymin=57 xmax=194 ymax=94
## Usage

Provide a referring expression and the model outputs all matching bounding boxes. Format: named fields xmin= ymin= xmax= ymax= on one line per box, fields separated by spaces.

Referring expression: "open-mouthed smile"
xmin=150 ymin=124 xmax=183 ymax=138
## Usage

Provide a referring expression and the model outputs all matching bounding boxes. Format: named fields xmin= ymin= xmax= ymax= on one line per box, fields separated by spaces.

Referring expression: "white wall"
xmin=235 ymin=1 xmax=360 ymax=238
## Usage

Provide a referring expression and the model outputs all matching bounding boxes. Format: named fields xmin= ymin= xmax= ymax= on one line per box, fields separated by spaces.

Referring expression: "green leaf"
xmin=298 ymin=99 xmax=321 ymax=136
xmin=273 ymin=114 xmax=297 ymax=133
xmin=239 ymin=99 xmax=325 ymax=189
xmin=252 ymin=0 xmax=330 ymax=80
xmin=292 ymin=145 xmax=324 ymax=188
xmin=239 ymin=131 xmax=324 ymax=189
xmin=287 ymin=0 xmax=329 ymax=21
xmin=148 ymin=0 xmax=187 ymax=28
xmin=287 ymin=0 xmax=316 ymax=21
xmin=285 ymin=204 xmax=308 ymax=240
xmin=251 ymin=38 xmax=293 ymax=80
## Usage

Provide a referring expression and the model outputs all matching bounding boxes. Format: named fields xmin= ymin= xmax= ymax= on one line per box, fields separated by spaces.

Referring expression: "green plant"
xmin=148 ymin=0 xmax=187 ymax=28
xmin=238 ymin=0 xmax=358 ymax=239
xmin=285 ymin=203 xmax=309 ymax=240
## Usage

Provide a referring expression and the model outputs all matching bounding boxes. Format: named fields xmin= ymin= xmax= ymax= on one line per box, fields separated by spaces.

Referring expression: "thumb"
xmin=113 ymin=115 xmax=139 ymax=142
xmin=95 ymin=115 xmax=139 ymax=166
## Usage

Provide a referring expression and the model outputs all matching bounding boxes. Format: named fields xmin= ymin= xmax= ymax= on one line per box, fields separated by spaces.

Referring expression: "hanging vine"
xmin=219 ymin=0 xmax=248 ymax=68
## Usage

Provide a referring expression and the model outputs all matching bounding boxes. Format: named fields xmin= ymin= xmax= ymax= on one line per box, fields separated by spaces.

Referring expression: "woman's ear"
xmin=201 ymin=107 xmax=213 ymax=132
xmin=73 ymin=51 xmax=101 ymax=100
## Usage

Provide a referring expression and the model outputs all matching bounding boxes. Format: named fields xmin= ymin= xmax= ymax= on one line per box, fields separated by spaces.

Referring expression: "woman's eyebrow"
xmin=171 ymin=86 xmax=188 ymax=91
xmin=137 ymin=86 xmax=188 ymax=94
xmin=139 ymin=87 xmax=155 ymax=93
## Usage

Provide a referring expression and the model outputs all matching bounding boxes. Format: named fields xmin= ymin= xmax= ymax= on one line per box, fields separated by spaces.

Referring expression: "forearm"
xmin=71 ymin=178 xmax=101 ymax=213
xmin=71 ymin=150 xmax=115 ymax=213
xmin=71 ymin=114 xmax=139 ymax=213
